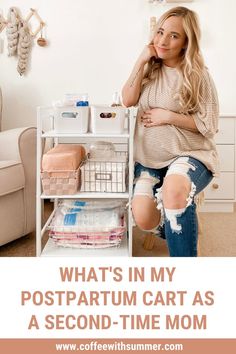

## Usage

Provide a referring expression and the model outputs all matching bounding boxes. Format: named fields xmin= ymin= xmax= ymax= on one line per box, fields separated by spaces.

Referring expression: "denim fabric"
xmin=133 ymin=157 xmax=213 ymax=257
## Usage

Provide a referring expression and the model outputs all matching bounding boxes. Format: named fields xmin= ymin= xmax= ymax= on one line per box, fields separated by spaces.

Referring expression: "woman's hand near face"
xmin=121 ymin=45 xmax=158 ymax=107
xmin=138 ymin=45 xmax=158 ymax=65
xmin=141 ymin=108 xmax=171 ymax=127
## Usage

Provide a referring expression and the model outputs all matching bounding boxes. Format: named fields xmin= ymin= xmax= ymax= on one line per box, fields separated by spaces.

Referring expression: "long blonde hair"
xmin=142 ymin=7 xmax=205 ymax=113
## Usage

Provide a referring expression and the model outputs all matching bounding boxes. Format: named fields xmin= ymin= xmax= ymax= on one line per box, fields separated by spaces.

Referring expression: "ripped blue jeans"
xmin=133 ymin=156 xmax=213 ymax=257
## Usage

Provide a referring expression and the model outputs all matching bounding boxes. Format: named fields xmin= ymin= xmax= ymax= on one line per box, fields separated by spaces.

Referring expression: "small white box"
xmin=90 ymin=105 xmax=126 ymax=134
xmin=54 ymin=106 xmax=89 ymax=133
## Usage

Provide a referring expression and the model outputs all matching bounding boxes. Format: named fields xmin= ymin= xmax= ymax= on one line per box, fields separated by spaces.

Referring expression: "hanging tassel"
xmin=17 ymin=22 xmax=32 ymax=76
xmin=6 ymin=7 xmax=20 ymax=56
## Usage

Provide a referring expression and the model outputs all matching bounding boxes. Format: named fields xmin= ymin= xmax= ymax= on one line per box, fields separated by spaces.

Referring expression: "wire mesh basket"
xmin=80 ymin=154 xmax=127 ymax=193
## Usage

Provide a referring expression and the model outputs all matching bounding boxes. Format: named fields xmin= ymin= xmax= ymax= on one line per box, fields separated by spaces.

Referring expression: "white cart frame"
xmin=36 ymin=106 xmax=137 ymax=257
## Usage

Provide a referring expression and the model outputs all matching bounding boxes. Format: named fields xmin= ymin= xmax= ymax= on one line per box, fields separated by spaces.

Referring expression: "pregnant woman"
xmin=122 ymin=6 xmax=219 ymax=257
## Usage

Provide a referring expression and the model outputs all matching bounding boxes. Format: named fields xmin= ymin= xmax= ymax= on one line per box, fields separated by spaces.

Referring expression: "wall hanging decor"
xmin=17 ymin=21 xmax=32 ymax=76
xmin=24 ymin=8 xmax=45 ymax=37
xmin=1 ymin=7 xmax=47 ymax=75
xmin=0 ymin=12 xmax=7 ymax=54
xmin=37 ymin=25 xmax=47 ymax=47
xmin=0 ymin=13 xmax=7 ymax=33
xmin=6 ymin=7 xmax=20 ymax=56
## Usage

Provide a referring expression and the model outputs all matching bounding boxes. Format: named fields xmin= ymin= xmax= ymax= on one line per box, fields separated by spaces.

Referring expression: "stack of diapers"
xmin=48 ymin=200 xmax=126 ymax=248
xmin=41 ymin=144 xmax=86 ymax=195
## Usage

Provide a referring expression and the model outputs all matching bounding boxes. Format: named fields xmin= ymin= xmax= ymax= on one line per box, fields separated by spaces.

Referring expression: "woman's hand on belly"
xmin=141 ymin=108 xmax=170 ymax=127
xmin=141 ymin=108 xmax=199 ymax=133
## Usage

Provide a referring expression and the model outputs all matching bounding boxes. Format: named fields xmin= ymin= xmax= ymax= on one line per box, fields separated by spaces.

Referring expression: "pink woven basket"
xmin=41 ymin=169 xmax=80 ymax=195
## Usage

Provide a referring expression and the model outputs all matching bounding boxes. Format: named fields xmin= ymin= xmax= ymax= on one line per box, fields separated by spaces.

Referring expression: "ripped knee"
xmin=133 ymin=171 xmax=160 ymax=200
xmin=163 ymin=156 xmax=197 ymax=210
xmin=166 ymin=156 xmax=196 ymax=181
xmin=156 ymin=181 xmax=197 ymax=234
xmin=164 ymin=208 xmax=186 ymax=234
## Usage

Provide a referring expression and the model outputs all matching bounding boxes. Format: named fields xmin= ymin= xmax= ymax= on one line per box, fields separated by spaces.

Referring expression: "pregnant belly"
xmin=135 ymin=124 xmax=180 ymax=161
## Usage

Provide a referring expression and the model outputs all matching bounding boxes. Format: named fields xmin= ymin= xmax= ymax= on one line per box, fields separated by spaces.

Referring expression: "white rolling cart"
xmin=36 ymin=106 xmax=137 ymax=257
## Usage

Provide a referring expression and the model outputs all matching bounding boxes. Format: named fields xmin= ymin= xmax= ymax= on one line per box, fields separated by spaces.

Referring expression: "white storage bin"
xmin=90 ymin=105 xmax=126 ymax=134
xmin=54 ymin=106 xmax=89 ymax=133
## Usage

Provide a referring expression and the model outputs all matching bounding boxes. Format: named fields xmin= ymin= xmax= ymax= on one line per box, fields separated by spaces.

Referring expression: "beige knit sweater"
xmin=134 ymin=65 xmax=220 ymax=176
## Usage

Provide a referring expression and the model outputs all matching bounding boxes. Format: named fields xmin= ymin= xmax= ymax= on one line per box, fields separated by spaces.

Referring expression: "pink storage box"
xmin=42 ymin=144 xmax=86 ymax=172
xmin=41 ymin=144 xmax=85 ymax=195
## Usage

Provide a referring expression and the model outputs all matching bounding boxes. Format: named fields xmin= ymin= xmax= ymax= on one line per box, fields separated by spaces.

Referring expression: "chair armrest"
xmin=0 ymin=127 xmax=38 ymax=235
xmin=0 ymin=127 xmax=36 ymax=162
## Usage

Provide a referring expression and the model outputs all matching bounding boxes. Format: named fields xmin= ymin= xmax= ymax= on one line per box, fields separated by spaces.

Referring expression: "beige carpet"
xmin=133 ymin=209 xmax=236 ymax=257
xmin=0 ymin=204 xmax=236 ymax=257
